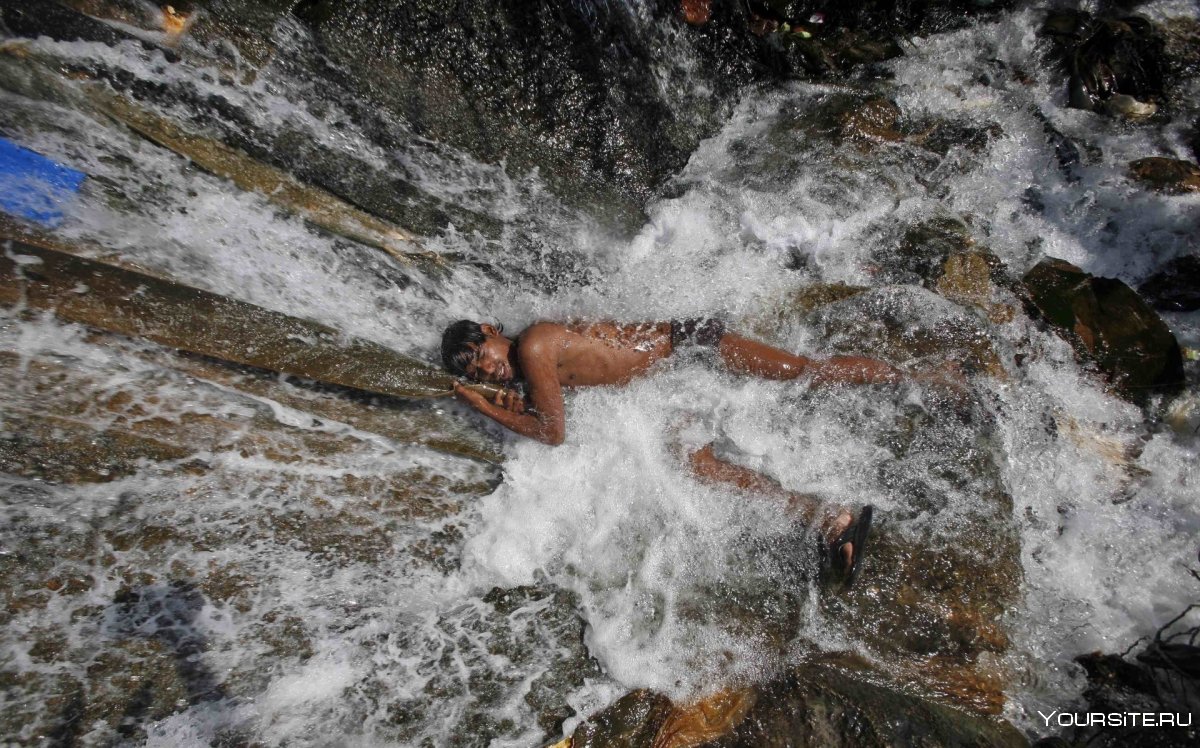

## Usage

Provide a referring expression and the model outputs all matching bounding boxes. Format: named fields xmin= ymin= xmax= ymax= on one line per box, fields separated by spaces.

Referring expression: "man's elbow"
xmin=538 ymin=425 xmax=565 ymax=446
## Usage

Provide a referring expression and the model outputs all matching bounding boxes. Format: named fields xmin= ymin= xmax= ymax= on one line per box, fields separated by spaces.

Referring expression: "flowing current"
xmin=2 ymin=2 xmax=1199 ymax=745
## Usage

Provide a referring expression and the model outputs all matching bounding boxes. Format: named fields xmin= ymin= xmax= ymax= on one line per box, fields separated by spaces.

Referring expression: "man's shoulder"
xmin=516 ymin=321 xmax=565 ymax=355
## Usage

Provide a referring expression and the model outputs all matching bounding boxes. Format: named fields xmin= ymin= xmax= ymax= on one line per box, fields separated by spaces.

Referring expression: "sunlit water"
xmin=2 ymin=2 xmax=1199 ymax=745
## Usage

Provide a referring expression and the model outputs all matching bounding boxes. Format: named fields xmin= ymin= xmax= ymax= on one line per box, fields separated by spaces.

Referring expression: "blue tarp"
xmin=0 ymin=138 xmax=86 ymax=227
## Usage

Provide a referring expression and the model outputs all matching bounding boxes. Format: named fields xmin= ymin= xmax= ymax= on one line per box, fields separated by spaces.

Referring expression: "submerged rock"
xmin=1021 ymin=258 xmax=1185 ymax=402
xmin=655 ymin=688 xmax=758 ymax=748
xmin=935 ymin=251 xmax=1019 ymax=325
xmin=838 ymin=96 xmax=904 ymax=145
xmin=872 ymin=215 xmax=977 ymax=287
xmin=810 ymin=285 xmax=1008 ymax=377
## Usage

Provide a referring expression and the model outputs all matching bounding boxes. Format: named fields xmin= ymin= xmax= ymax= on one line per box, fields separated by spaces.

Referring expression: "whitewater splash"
xmin=1 ymin=2 xmax=1199 ymax=745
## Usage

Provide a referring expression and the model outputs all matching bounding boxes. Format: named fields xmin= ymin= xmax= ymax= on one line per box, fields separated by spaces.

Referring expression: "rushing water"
xmin=2 ymin=2 xmax=1199 ymax=745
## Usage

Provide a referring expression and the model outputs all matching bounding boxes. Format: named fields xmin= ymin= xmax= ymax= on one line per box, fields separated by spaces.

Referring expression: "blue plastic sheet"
xmin=0 ymin=138 xmax=86 ymax=227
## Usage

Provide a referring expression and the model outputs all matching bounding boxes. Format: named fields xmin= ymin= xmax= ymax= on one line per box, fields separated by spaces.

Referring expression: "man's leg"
xmin=716 ymin=333 xmax=904 ymax=386
xmin=686 ymin=443 xmax=855 ymax=567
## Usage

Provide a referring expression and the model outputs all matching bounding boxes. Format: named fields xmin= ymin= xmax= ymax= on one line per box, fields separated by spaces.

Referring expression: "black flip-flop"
xmin=825 ymin=505 xmax=873 ymax=588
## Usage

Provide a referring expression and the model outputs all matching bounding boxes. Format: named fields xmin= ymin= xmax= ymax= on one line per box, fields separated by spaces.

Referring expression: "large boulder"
xmin=1021 ymin=258 xmax=1185 ymax=402
xmin=290 ymin=0 xmax=769 ymax=226
xmin=286 ymin=0 xmax=1013 ymax=223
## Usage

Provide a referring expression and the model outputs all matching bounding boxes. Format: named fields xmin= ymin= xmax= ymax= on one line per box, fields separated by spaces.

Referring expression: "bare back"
xmin=545 ymin=321 xmax=673 ymax=386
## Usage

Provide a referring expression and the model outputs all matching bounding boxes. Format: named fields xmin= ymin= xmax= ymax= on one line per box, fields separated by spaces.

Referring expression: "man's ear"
xmin=480 ymin=323 xmax=498 ymax=336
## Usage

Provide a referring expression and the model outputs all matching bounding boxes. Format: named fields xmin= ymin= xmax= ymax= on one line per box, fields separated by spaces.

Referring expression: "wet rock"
xmin=0 ymin=5 xmax=496 ymax=241
xmin=1021 ymin=258 xmax=1185 ymax=402
xmin=1138 ymin=255 xmax=1200 ymax=312
xmin=0 ymin=413 xmax=194 ymax=483
xmin=915 ymin=119 xmax=1004 ymax=158
xmin=810 ymin=285 xmax=1008 ymax=377
xmin=1128 ymin=157 xmax=1200 ymax=194
xmin=0 ymin=224 xmax=465 ymax=398
xmin=752 ymin=1 xmax=1014 ymax=37
xmin=772 ymin=28 xmax=904 ymax=78
xmin=1053 ymin=643 xmax=1200 ymax=747
xmin=748 ymin=282 xmax=868 ymax=341
xmin=1 ymin=0 xmax=180 ymax=61
xmin=1041 ymin=11 xmax=1168 ymax=115
xmin=838 ymin=97 xmax=903 ymax=145
xmin=680 ymin=0 xmax=713 ymax=27
xmin=654 ymin=688 xmax=757 ymax=748
xmin=290 ymin=0 xmax=761 ymax=225
xmin=873 ymin=215 xmax=977 ymax=286
xmin=1161 ymin=16 xmax=1200 ymax=80
xmin=572 ymin=689 xmax=674 ymax=748
xmin=1164 ymin=392 xmax=1200 ymax=439
xmin=1099 ymin=93 xmax=1157 ymax=120
xmin=707 ymin=661 xmax=1027 ymax=747
xmin=935 ymin=251 xmax=1018 ymax=325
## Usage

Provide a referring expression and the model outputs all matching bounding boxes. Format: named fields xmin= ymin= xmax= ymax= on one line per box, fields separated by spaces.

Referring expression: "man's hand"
xmin=491 ymin=387 xmax=525 ymax=414
xmin=454 ymin=383 xmax=524 ymax=414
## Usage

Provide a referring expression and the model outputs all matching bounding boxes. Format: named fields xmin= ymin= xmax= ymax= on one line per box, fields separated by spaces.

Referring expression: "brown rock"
xmin=1022 ymin=258 xmax=1184 ymax=402
xmin=839 ymin=97 xmax=903 ymax=146
xmin=1128 ymin=157 xmax=1200 ymax=193
xmin=708 ymin=661 xmax=1028 ymax=747
xmin=680 ymin=0 xmax=711 ymax=26
xmin=936 ymin=251 xmax=1017 ymax=325
xmin=573 ymin=690 xmax=674 ymax=748
xmin=653 ymin=688 xmax=756 ymax=748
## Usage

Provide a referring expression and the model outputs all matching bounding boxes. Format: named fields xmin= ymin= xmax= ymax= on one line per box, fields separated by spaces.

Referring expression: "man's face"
xmin=463 ymin=324 xmax=514 ymax=384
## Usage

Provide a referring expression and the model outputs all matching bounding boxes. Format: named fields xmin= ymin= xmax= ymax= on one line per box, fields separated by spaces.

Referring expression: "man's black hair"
xmin=441 ymin=319 xmax=492 ymax=376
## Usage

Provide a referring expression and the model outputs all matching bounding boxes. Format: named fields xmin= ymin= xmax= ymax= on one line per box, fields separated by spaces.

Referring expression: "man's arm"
xmin=454 ymin=329 xmax=566 ymax=445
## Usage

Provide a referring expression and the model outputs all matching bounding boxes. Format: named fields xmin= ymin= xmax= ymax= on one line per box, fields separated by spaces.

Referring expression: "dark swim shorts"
xmin=669 ymin=318 xmax=726 ymax=350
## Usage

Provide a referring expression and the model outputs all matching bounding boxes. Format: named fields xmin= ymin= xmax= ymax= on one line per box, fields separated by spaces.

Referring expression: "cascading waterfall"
xmin=1 ymin=1 xmax=1198 ymax=746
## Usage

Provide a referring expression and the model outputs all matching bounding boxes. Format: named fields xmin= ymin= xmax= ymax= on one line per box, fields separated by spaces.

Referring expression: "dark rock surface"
xmin=1022 ymin=258 xmax=1185 ymax=402
xmin=713 ymin=662 xmax=1028 ymax=747
xmin=1040 ymin=10 xmax=1169 ymax=115
xmin=1128 ymin=157 xmax=1200 ymax=193
xmin=572 ymin=689 xmax=674 ymax=748
xmin=1139 ymin=256 xmax=1200 ymax=312
xmin=284 ymin=0 xmax=1011 ymax=223
xmin=573 ymin=661 xmax=1029 ymax=747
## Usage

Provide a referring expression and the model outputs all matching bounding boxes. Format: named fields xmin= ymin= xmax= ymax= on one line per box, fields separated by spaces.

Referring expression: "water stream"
xmin=2 ymin=1 xmax=1199 ymax=745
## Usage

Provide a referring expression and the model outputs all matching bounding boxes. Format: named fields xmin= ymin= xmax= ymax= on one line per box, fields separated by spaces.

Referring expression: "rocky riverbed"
xmin=1 ymin=1 xmax=1199 ymax=746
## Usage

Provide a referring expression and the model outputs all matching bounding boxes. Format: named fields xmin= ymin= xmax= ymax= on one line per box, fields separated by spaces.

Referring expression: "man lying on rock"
xmin=442 ymin=317 xmax=938 ymax=588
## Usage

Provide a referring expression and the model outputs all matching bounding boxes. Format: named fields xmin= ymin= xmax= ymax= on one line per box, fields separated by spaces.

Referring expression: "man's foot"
xmin=819 ymin=506 xmax=874 ymax=588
